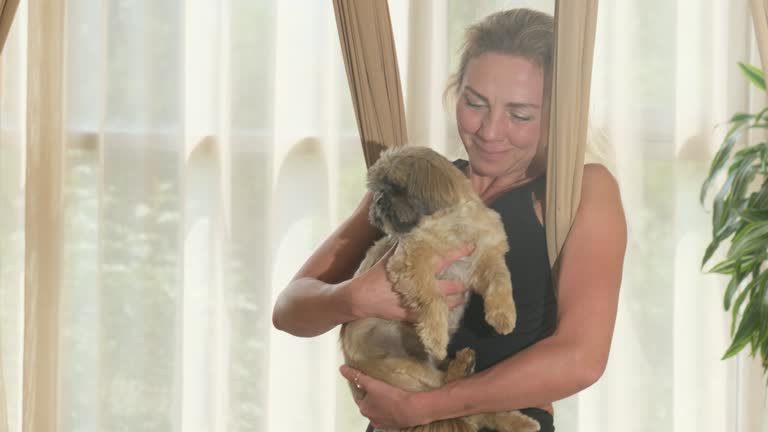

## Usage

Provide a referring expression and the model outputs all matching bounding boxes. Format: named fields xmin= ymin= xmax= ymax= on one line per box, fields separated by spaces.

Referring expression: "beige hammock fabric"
xmin=0 ymin=0 xmax=19 ymax=55
xmin=545 ymin=0 xmax=599 ymax=271
xmin=22 ymin=1 xmax=67 ymax=431
xmin=332 ymin=0 xmax=409 ymax=166
xmin=0 ymin=1 xmax=20 ymax=430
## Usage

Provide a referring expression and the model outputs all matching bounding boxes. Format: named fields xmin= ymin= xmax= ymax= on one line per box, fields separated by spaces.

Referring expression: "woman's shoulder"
xmin=572 ymin=163 xmax=626 ymax=241
xmin=580 ymin=163 xmax=621 ymax=204
xmin=582 ymin=163 xmax=617 ymax=183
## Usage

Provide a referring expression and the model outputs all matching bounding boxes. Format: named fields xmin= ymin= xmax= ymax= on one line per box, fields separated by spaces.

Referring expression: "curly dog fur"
xmin=340 ymin=146 xmax=539 ymax=432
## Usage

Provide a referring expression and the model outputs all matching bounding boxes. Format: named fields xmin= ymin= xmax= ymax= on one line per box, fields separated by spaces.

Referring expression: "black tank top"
xmin=447 ymin=159 xmax=558 ymax=371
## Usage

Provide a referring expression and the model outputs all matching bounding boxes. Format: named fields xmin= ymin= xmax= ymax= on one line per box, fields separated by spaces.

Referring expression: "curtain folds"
xmin=331 ymin=0 xmax=408 ymax=167
xmin=2 ymin=1 xmax=765 ymax=431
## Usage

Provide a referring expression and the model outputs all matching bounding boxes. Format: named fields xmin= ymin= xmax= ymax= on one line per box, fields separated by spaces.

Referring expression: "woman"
xmin=272 ymin=8 xmax=626 ymax=432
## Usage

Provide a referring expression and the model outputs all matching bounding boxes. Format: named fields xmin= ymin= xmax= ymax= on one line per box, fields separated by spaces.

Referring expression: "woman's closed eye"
xmin=464 ymin=96 xmax=486 ymax=109
xmin=508 ymin=111 xmax=532 ymax=122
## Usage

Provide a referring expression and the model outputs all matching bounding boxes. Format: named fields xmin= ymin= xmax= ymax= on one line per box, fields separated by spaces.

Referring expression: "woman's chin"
xmin=467 ymin=153 xmax=513 ymax=177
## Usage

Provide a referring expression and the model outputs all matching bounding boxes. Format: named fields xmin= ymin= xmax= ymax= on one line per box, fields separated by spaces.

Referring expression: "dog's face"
xmin=367 ymin=147 xmax=471 ymax=235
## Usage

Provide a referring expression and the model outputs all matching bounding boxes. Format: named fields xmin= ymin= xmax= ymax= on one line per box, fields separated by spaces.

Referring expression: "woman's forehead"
xmin=461 ymin=53 xmax=544 ymax=103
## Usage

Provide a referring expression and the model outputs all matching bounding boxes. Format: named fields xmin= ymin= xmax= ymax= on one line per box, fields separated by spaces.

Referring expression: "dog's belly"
xmin=342 ymin=258 xmax=473 ymax=369
xmin=343 ymin=318 xmax=428 ymax=362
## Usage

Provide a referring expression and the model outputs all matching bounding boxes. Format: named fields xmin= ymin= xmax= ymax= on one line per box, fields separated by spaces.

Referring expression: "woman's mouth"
xmin=474 ymin=142 xmax=508 ymax=156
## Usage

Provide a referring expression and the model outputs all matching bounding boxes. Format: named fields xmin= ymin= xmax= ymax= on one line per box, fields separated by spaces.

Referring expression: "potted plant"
xmin=700 ymin=62 xmax=768 ymax=376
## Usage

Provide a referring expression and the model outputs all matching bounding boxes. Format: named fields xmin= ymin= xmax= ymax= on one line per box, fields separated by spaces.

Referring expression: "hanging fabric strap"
xmin=23 ymin=1 xmax=66 ymax=430
xmin=545 ymin=0 xmax=599 ymax=276
xmin=0 ymin=0 xmax=20 ymax=55
xmin=332 ymin=0 xmax=408 ymax=167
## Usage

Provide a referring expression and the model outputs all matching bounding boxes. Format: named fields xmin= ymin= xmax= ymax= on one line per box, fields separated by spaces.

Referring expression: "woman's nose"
xmin=477 ymin=111 xmax=505 ymax=141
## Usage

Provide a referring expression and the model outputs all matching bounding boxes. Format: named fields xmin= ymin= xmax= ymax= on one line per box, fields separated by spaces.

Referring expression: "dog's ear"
xmin=383 ymin=180 xmax=423 ymax=233
xmin=406 ymin=152 xmax=465 ymax=214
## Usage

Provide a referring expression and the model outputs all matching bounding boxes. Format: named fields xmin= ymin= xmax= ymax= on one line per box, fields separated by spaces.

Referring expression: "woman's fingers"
xmin=340 ymin=365 xmax=374 ymax=400
xmin=446 ymin=294 xmax=467 ymax=309
xmin=434 ymin=243 xmax=475 ymax=272
xmin=439 ymin=280 xmax=466 ymax=296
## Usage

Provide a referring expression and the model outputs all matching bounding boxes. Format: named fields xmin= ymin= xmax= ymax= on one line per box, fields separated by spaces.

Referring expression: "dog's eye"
xmin=374 ymin=192 xmax=391 ymax=206
xmin=389 ymin=184 xmax=405 ymax=195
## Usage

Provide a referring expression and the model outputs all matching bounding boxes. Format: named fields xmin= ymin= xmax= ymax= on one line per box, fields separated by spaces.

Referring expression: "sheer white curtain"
xmin=1 ymin=1 xmax=366 ymax=431
xmin=1 ymin=1 xmax=767 ymax=432
xmin=578 ymin=0 xmax=768 ymax=431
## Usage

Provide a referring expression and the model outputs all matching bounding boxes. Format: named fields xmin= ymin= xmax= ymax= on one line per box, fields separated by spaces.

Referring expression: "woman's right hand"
xmin=347 ymin=243 xmax=475 ymax=321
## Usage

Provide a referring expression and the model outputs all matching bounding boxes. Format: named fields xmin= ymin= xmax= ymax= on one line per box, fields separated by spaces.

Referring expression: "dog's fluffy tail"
xmin=402 ymin=418 xmax=474 ymax=432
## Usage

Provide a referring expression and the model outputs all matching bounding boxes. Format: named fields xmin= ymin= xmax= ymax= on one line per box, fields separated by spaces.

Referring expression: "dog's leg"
xmin=387 ymin=242 xmax=450 ymax=360
xmin=470 ymin=250 xmax=516 ymax=335
xmin=468 ymin=411 xmax=540 ymax=432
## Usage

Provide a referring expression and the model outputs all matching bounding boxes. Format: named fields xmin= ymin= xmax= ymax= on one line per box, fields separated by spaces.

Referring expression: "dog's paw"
xmin=485 ymin=308 xmax=516 ymax=335
xmin=454 ymin=348 xmax=476 ymax=374
xmin=422 ymin=334 xmax=449 ymax=360
xmin=444 ymin=348 xmax=475 ymax=383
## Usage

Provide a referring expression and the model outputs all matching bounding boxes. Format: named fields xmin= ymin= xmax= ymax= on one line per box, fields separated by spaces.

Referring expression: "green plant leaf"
xmin=702 ymin=241 xmax=721 ymax=267
xmin=700 ymin=125 xmax=747 ymax=204
xmin=710 ymin=254 xmax=761 ymax=277
xmin=740 ymin=208 xmax=768 ymax=222
xmin=754 ymin=107 xmax=768 ymax=124
xmin=732 ymin=283 xmax=752 ymax=333
xmin=714 ymin=215 xmax=744 ymax=241
xmin=728 ymin=112 xmax=754 ymax=124
xmin=708 ymin=258 xmax=740 ymax=275
xmin=705 ymin=63 xmax=768 ymax=374
xmin=750 ymin=177 xmax=768 ymax=208
xmin=724 ymin=274 xmax=747 ymax=310
xmin=724 ymin=302 xmax=759 ymax=359
xmin=728 ymin=220 xmax=768 ymax=250
xmin=728 ymin=221 xmax=768 ymax=258
xmin=739 ymin=62 xmax=767 ymax=91
xmin=712 ymin=153 xmax=758 ymax=241
xmin=711 ymin=174 xmax=735 ymax=239
xmin=703 ymin=183 xmax=749 ymax=268
xmin=723 ymin=286 xmax=767 ymax=359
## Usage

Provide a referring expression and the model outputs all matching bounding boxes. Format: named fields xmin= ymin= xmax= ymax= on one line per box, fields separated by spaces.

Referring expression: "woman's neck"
xmin=466 ymin=168 xmax=537 ymax=203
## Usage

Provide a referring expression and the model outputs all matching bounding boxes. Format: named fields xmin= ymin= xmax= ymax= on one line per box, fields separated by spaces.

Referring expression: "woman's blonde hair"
xmin=444 ymin=8 xmax=554 ymax=101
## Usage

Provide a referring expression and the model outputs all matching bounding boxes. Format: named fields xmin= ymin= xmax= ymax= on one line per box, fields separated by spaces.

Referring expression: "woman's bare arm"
xmin=272 ymin=190 xmax=475 ymax=338
xmin=414 ymin=164 xmax=627 ymax=420
xmin=271 ymin=192 xmax=382 ymax=337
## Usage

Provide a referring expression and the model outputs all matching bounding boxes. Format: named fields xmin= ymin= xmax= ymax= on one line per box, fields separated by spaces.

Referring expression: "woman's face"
xmin=456 ymin=53 xmax=545 ymax=179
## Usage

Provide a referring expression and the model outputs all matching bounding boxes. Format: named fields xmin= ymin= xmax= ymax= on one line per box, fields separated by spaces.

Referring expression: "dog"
xmin=340 ymin=146 xmax=540 ymax=432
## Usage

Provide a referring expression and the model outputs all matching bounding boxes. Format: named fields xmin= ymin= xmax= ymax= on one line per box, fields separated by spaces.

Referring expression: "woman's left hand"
xmin=340 ymin=365 xmax=428 ymax=429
